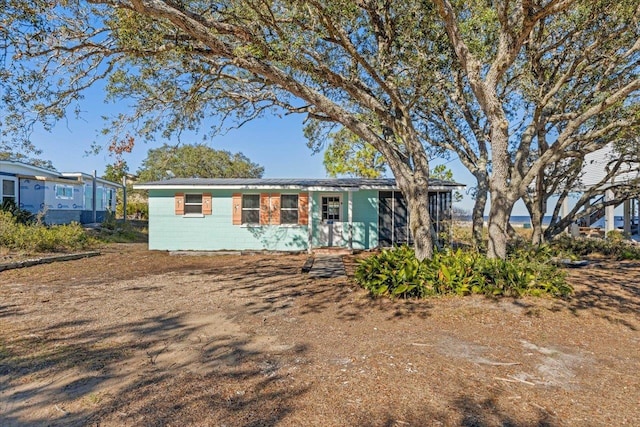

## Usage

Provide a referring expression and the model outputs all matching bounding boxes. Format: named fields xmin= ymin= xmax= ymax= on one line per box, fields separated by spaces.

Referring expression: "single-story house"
xmin=0 ymin=160 xmax=121 ymax=224
xmin=134 ymin=178 xmax=463 ymax=252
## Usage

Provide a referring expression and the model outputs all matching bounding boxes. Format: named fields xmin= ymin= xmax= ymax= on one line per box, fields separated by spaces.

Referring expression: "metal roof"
xmin=134 ymin=177 xmax=464 ymax=191
xmin=0 ymin=160 xmax=122 ymax=188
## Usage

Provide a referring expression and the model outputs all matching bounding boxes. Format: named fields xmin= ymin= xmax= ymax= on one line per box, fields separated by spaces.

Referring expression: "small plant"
xmin=606 ymin=229 xmax=626 ymax=242
xmin=355 ymin=246 xmax=572 ymax=299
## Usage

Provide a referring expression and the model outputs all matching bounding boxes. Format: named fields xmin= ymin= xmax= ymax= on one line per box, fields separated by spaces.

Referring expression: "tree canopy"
xmin=1 ymin=1 xmax=638 ymax=259
xmin=135 ymin=143 xmax=264 ymax=182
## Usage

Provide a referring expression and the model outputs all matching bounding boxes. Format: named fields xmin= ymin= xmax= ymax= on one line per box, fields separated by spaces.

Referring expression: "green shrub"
xmin=0 ymin=199 xmax=35 ymax=225
xmin=354 ymin=246 xmax=572 ymax=299
xmin=0 ymin=211 xmax=94 ymax=253
xmin=549 ymin=235 xmax=640 ymax=260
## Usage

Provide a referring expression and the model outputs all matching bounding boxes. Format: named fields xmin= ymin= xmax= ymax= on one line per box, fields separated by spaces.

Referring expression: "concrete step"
xmin=312 ymin=247 xmax=353 ymax=255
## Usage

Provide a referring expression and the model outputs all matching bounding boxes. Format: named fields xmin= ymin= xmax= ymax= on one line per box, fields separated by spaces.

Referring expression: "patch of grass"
xmin=92 ymin=217 xmax=148 ymax=243
xmin=355 ymin=245 xmax=572 ymax=299
xmin=0 ymin=211 xmax=95 ymax=253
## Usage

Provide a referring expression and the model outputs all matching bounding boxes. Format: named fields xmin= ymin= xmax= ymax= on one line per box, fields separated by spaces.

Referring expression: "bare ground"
xmin=0 ymin=243 xmax=639 ymax=426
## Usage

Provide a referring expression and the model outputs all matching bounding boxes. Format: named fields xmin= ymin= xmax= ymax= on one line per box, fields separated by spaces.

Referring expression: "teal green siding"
xmin=148 ymin=189 xmax=308 ymax=251
xmin=148 ymin=188 xmax=381 ymax=251
xmin=351 ymin=190 xmax=379 ymax=249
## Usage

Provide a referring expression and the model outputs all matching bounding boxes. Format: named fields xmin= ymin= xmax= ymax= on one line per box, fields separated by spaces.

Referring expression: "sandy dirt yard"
xmin=0 ymin=243 xmax=639 ymax=426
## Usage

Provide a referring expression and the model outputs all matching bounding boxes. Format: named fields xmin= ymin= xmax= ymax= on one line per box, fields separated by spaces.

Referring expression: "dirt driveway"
xmin=1 ymin=244 xmax=639 ymax=426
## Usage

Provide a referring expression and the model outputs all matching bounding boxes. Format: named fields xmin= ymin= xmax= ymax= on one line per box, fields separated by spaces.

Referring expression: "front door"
xmin=319 ymin=195 xmax=344 ymax=247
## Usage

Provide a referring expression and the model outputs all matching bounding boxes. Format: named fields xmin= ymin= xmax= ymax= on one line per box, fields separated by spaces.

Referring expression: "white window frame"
xmin=280 ymin=194 xmax=299 ymax=225
xmin=1 ymin=177 xmax=17 ymax=204
xmin=241 ymin=194 xmax=260 ymax=225
xmin=55 ymin=184 xmax=74 ymax=200
xmin=321 ymin=195 xmax=342 ymax=222
xmin=183 ymin=193 xmax=203 ymax=216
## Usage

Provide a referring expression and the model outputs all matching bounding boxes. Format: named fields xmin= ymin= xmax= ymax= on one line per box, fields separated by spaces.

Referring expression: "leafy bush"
xmin=0 ymin=211 xmax=94 ymax=253
xmin=549 ymin=235 xmax=640 ymax=260
xmin=125 ymin=202 xmax=148 ymax=220
xmin=354 ymin=246 xmax=572 ymax=299
xmin=0 ymin=199 xmax=35 ymax=225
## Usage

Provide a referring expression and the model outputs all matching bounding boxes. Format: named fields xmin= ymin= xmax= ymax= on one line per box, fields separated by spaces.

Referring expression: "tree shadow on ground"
xmin=0 ymin=308 xmax=309 ymax=426
xmin=360 ymin=394 xmax=557 ymax=427
xmin=202 ymin=256 xmax=433 ymax=323
xmin=547 ymin=262 xmax=640 ymax=330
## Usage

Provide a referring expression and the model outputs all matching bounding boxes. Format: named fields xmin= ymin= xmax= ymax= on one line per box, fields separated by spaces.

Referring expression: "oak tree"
xmin=2 ymin=1 xmax=638 ymax=259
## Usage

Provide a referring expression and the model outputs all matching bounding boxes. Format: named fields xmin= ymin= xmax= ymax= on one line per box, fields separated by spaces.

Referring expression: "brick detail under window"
xmin=202 ymin=193 xmax=212 ymax=215
xmin=175 ymin=193 xmax=185 ymax=215
xmin=232 ymin=193 xmax=242 ymax=225
xmin=298 ymin=193 xmax=309 ymax=225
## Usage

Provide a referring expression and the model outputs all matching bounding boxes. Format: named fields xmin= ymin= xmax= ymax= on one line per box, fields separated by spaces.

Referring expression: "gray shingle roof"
xmin=134 ymin=177 xmax=463 ymax=190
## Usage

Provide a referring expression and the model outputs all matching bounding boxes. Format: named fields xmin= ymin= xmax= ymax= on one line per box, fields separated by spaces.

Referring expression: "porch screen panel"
xmin=378 ymin=191 xmax=394 ymax=247
xmin=393 ymin=192 xmax=411 ymax=245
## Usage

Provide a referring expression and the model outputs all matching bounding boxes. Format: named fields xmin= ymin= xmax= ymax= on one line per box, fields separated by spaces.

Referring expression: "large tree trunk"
xmin=471 ymin=171 xmax=489 ymax=249
xmin=484 ymin=90 xmax=513 ymax=259
xmin=405 ymin=182 xmax=435 ymax=261
xmin=387 ymin=145 xmax=434 ymax=261
xmin=396 ymin=167 xmax=434 ymax=261
xmin=487 ymin=186 xmax=512 ymax=259
xmin=523 ymin=196 xmax=545 ymax=245
xmin=529 ymin=205 xmax=545 ymax=245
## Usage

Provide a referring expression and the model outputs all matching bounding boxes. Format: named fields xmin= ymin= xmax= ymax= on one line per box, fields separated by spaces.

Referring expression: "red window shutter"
xmin=232 ymin=193 xmax=242 ymax=225
xmin=175 ymin=193 xmax=185 ymax=215
xmin=270 ymin=193 xmax=281 ymax=225
xmin=260 ymin=193 xmax=270 ymax=225
xmin=202 ymin=193 xmax=212 ymax=215
xmin=298 ymin=193 xmax=309 ymax=225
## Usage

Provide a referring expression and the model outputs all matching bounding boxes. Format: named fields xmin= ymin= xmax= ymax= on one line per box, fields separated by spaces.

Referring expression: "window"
xmin=242 ymin=194 xmax=260 ymax=224
xmin=106 ymin=189 xmax=114 ymax=210
xmin=321 ymin=196 xmax=341 ymax=221
xmin=175 ymin=193 xmax=211 ymax=216
xmin=2 ymin=179 xmax=16 ymax=204
xmin=280 ymin=194 xmax=299 ymax=224
xmin=55 ymin=184 xmax=74 ymax=200
xmin=184 ymin=194 xmax=203 ymax=214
